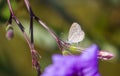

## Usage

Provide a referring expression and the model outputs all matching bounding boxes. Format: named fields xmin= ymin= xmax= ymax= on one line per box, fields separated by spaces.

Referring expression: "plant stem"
xmin=7 ymin=0 xmax=41 ymax=75
xmin=24 ymin=0 xmax=34 ymax=46
xmin=24 ymin=0 xmax=67 ymax=51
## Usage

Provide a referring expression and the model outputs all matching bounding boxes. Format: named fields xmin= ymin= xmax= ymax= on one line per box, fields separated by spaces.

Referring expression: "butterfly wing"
xmin=68 ymin=22 xmax=85 ymax=43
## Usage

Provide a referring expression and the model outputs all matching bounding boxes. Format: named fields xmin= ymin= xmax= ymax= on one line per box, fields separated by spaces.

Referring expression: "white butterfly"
xmin=68 ymin=22 xmax=85 ymax=43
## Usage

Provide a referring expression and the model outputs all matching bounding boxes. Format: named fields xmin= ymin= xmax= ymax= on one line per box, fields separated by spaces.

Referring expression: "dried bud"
xmin=6 ymin=24 xmax=14 ymax=40
xmin=31 ymin=50 xmax=41 ymax=75
xmin=6 ymin=29 xmax=14 ymax=40
xmin=98 ymin=51 xmax=114 ymax=60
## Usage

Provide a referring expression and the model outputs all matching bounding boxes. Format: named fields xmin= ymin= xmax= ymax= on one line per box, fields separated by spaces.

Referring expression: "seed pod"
xmin=6 ymin=24 xmax=14 ymax=40
xmin=98 ymin=51 xmax=114 ymax=60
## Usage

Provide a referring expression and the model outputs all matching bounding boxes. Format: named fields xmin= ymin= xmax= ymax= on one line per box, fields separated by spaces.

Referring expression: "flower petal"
xmin=42 ymin=44 xmax=100 ymax=76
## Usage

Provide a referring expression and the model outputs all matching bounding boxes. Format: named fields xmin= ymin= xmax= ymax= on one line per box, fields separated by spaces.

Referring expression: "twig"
xmin=7 ymin=0 xmax=31 ymax=49
xmin=24 ymin=0 xmax=67 ymax=51
xmin=7 ymin=0 xmax=41 ymax=75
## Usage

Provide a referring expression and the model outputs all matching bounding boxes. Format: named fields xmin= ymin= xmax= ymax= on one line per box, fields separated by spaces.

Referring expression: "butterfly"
xmin=68 ymin=22 xmax=85 ymax=44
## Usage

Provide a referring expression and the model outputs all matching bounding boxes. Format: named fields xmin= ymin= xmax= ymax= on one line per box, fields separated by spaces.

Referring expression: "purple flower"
xmin=42 ymin=44 xmax=100 ymax=76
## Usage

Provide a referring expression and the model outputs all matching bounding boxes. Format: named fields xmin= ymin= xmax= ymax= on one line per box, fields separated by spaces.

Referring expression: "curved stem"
xmin=24 ymin=0 xmax=65 ymax=51
xmin=35 ymin=15 xmax=65 ymax=51
xmin=24 ymin=0 xmax=34 ymax=48
xmin=7 ymin=0 xmax=41 ymax=75
xmin=7 ymin=0 xmax=34 ymax=50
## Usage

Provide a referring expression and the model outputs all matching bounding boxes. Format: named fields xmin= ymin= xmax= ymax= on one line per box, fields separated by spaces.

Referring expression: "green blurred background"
xmin=0 ymin=0 xmax=120 ymax=76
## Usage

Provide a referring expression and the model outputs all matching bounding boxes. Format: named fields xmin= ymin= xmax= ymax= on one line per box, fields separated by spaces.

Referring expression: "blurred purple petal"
xmin=42 ymin=44 xmax=100 ymax=76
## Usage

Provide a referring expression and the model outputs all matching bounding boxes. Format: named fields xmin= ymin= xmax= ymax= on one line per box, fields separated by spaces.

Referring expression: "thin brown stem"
xmin=7 ymin=0 xmax=33 ymax=49
xmin=24 ymin=0 xmax=42 ymax=75
xmin=7 ymin=0 xmax=41 ymax=75
xmin=24 ymin=0 xmax=66 ymax=51
xmin=34 ymin=16 xmax=64 ymax=51
xmin=24 ymin=0 xmax=34 ymax=47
